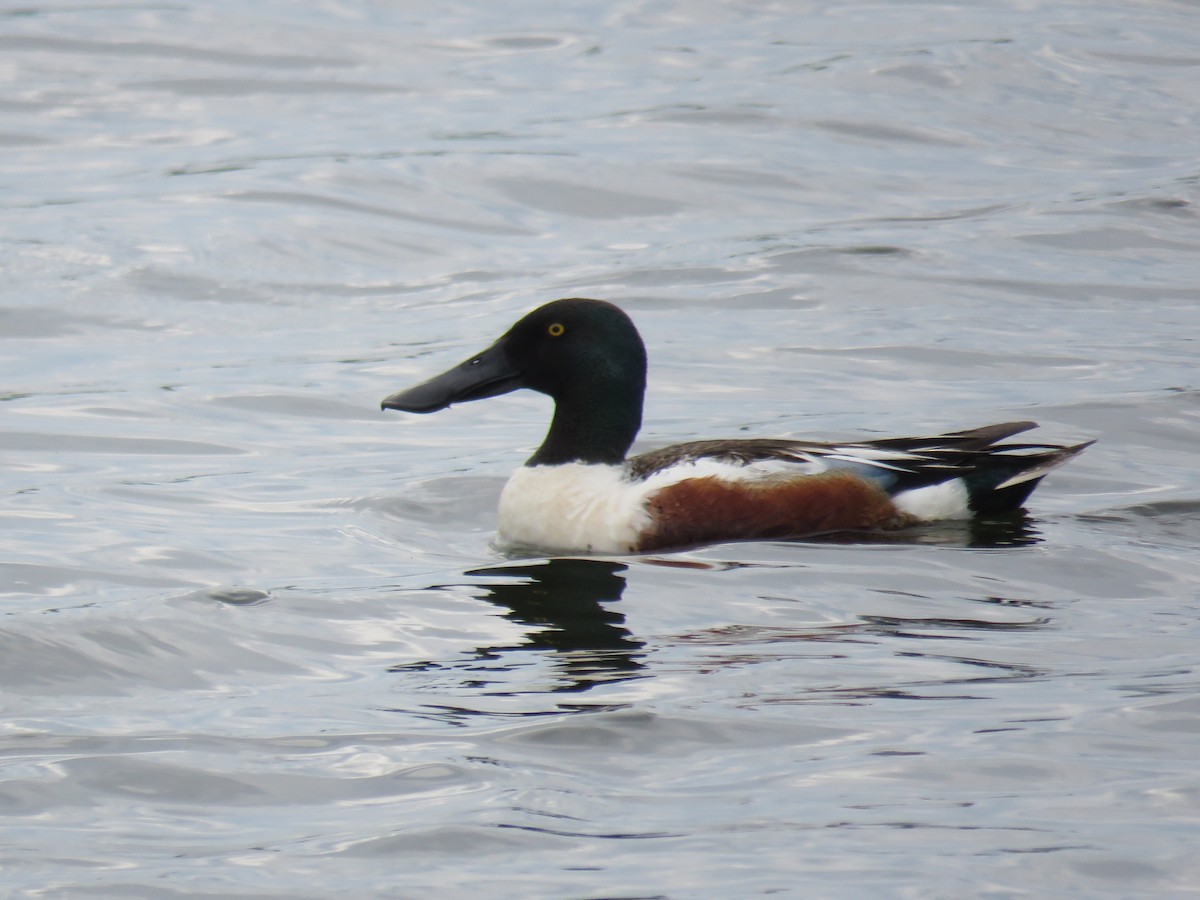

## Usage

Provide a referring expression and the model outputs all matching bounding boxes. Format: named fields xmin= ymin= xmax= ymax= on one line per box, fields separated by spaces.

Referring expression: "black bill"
xmin=381 ymin=340 xmax=524 ymax=414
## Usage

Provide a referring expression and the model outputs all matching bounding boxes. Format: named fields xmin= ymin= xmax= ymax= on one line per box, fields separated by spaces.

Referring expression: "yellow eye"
xmin=547 ymin=322 xmax=565 ymax=338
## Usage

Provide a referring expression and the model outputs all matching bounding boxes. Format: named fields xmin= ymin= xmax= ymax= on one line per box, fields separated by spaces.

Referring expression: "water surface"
xmin=2 ymin=1 xmax=1200 ymax=896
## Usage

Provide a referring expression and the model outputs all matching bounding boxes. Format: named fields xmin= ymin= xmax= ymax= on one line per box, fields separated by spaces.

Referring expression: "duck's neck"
xmin=527 ymin=383 xmax=643 ymax=467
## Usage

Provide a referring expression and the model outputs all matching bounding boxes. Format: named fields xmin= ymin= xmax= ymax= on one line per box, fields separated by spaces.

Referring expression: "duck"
xmin=381 ymin=298 xmax=1092 ymax=554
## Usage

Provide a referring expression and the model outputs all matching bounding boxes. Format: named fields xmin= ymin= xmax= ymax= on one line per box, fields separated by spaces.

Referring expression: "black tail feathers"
xmin=963 ymin=440 xmax=1093 ymax=514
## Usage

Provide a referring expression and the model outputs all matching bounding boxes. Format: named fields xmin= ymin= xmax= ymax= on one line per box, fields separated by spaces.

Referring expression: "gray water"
xmin=3 ymin=1 xmax=1200 ymax=896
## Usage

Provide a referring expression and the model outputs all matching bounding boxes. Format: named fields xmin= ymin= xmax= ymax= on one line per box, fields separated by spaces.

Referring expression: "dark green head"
xmin=382 ymin=298 xmax=648 ymax=465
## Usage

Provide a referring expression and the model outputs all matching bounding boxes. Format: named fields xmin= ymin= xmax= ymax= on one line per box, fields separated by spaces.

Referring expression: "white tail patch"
xmin=892 ymin=478 xmax=971 ymax=521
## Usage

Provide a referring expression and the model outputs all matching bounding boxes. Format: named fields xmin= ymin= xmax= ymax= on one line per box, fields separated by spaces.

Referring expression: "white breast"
xmin=497 ymin=464 xmax=653 ymax=554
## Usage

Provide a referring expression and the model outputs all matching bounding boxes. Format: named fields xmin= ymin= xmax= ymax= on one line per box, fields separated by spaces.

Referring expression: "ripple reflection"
xmin=391 ymin=559 xmax=645 ymax=703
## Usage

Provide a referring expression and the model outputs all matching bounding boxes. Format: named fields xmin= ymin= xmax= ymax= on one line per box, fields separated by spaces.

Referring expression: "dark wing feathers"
xmin=628 ymin=438 xmax=818 ymax=479
xmin=857 ymin=421 xmax=1038 ymax=451
xmin=627 ymin=422 xmax=1085 ymax=498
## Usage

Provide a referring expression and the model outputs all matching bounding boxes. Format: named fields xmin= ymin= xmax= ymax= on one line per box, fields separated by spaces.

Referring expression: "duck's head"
xmin=382 ymin=298 xmax=648 ymax=465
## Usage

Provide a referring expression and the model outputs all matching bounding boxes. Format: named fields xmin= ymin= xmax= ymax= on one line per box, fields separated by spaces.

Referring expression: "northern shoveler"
xmin=382 ymin=298 xmax=1092 ymax=554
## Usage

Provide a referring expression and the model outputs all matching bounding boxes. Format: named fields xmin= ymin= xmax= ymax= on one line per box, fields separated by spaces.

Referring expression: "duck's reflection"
xmin=806 ymin=511 xmax=1044 ymax=548
xmin=393 ymin=558 xmax=645 ymax=696
xmin=386 ymin=515 xmax=1041 ymax=705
